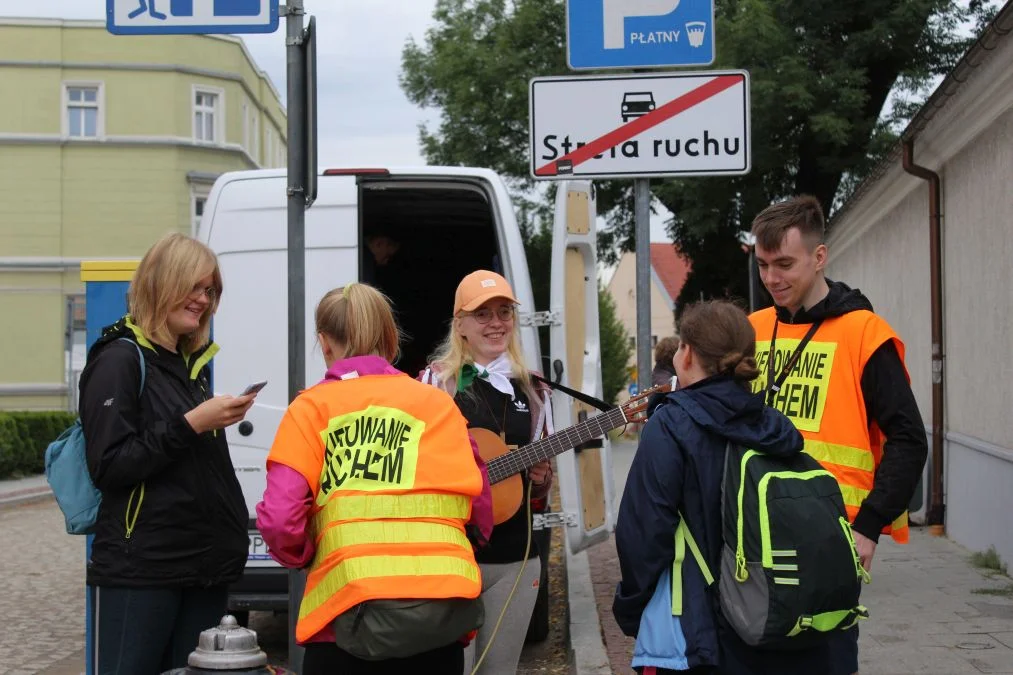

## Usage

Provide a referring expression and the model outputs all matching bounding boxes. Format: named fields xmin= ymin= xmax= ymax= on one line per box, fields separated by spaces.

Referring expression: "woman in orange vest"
xmin=256 ymin=283 xmax=492 ymax=674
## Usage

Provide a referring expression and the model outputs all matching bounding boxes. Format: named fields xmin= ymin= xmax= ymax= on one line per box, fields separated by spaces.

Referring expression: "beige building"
xmin=827 ymin=4 xmax=1013 ymax=565
xmin=607 ymin=243 xmax=691 ymax=376
xmin=0 ymin=18 xmax=286 ymax=410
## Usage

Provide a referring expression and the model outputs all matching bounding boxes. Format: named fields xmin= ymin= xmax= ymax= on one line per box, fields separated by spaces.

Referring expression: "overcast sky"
xmin=4 ymin=0 xmax=674 ymax=241
xmin=5 ymin=0 xmax=440 ymax=167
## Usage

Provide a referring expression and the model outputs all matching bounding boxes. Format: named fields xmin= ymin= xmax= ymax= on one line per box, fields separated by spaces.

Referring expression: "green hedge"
xmin=0 ymin=411 xmax=77 ymax=479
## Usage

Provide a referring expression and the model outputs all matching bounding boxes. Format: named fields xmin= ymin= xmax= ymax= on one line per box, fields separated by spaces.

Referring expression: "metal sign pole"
xmin=284 ymin=0 xmax=306 ymax=671
xmin=634 ymin=178 xmax=652 ymax=396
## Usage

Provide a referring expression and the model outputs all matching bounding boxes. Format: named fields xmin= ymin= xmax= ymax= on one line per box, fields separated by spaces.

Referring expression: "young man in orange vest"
xmin=749 ymin=195 xmax=928 ymax=675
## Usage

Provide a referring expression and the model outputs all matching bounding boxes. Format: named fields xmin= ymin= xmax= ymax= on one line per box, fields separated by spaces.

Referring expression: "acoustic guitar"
xmin=471 ymin=383 xmax=671 ymax=524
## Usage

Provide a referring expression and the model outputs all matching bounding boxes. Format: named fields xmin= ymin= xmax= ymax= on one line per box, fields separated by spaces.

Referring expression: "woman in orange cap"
xmin=421 ymin=270 xmax=554 ymax=675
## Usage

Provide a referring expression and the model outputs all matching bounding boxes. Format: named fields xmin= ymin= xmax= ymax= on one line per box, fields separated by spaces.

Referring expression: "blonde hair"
xmin=430 ymin=313 xmax=535 ymax=401
xmin=316 ymin=283 xmax=400 ymax=362
xmin=129 ymin=233 xmax=222 ymax=353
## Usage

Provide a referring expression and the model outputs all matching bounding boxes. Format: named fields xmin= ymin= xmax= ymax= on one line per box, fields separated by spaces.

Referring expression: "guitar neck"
xmin=486 ymin=406 xmax=629 ymax=485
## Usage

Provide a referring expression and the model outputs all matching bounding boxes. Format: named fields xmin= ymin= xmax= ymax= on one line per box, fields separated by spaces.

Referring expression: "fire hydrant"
xmin=162 ymin=614 xmax=291 ymax=674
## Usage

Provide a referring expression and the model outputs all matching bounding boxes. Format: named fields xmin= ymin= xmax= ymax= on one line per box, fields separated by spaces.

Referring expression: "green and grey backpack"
xmin=673 ymin=442 xmax=870 ymax=650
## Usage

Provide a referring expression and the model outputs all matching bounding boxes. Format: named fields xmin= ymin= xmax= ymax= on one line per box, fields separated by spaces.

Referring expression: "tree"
xmin=598 ymin=282 xmax=634 ymax=405
xmin=401 ymin=0 xmax=997 ymax=305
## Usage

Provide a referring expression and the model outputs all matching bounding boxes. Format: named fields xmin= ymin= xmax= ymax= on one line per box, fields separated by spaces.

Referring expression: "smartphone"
xmin=241 ymin=380 xmax=268 ymax=396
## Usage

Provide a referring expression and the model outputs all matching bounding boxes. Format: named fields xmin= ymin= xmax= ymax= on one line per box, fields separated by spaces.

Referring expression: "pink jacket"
xmin=254 ymin=355 xmax=493 ymax=644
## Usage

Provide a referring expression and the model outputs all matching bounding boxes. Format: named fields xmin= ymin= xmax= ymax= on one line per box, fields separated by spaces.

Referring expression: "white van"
xmin=197 ymin=166 xmax=618 ymax=629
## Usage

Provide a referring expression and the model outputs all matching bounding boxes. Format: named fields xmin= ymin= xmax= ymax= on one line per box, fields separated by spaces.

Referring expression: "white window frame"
xmin=190 ymin=184 xmax=211 ymax=236
xmin=62 ymin=81 xmax=105 ymax=139
xmin=192 ymin=84 xmax=225 ymax=145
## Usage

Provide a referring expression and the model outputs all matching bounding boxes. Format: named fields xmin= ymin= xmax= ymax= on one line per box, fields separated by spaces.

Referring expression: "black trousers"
xmin=95 ymin=585 xmax=228 ymax=675
xmin=302 ymin=641 xmax=464 ymax=675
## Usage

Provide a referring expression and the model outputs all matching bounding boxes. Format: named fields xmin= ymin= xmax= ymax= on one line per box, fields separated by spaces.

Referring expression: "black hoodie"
xmin=768 ymin=279 xmax=928 ymax=542
xmin=78 ymin=316 xmax=248 ymax=588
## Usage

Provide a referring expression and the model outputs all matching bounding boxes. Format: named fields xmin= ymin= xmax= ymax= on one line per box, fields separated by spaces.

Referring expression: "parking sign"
xmin=567 ymin=0 xmax=715 ymax=70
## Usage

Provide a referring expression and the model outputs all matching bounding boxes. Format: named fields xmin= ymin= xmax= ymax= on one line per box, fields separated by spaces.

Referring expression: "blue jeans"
xmin=95 ymin=585 xmax=228 ymax=675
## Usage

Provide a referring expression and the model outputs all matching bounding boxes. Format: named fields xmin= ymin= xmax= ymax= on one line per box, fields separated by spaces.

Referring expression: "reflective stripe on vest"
xmin=804 ymin=440 xmax=875 ymax=473
xmin=315 ymin=492 xmax=472 ymax=524
xmin=315 ymin=520 xmax=473 ymax=560
xmin=298 ymin=554 xmax=481 ymax=622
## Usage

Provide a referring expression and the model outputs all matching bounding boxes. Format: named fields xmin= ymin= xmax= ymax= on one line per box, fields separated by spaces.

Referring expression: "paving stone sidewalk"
xmin=588 ymin=527 xmax=1013 ymax=674
xmin=0 ymin=500 xmax=86 ymax=675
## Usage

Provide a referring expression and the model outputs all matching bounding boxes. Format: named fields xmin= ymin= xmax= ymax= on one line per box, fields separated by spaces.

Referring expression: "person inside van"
xmin=612 ymin=300 xmax=833 ymax=675
xmin=362 ymin=228 xmax=436 ymax=376
xmin=78 ymin=233 xmax=255 ymax=675
xmin=255 ymin=282 xmax=492 ymax=675
xmin=421 ymin=269 xmax=554 ymax=675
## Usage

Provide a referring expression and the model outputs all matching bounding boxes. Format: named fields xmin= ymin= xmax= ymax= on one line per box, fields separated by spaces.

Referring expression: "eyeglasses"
xmin=189 ymin=284 xmax=217 ymax=301
xmin=464 ymin=305 xmax=515 ymax=324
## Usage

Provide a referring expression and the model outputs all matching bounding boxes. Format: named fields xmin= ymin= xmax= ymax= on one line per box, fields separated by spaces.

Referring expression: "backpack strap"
xmin=787 ymin=605 xmax=869 ymax=637
xmin=116 ymin=337 xmax=146 ymax=396
xmin=671 ymin=513 xmax=714 ymax=616
xmin=115 ymin=337 xmax=147 ymax=540
xmin=671 ymin=442 xmax=732 ymax=616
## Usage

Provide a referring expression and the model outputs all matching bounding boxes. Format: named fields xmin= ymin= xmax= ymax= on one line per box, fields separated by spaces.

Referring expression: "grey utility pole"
xmin=634 ymin=178 xmax=652 ymax=395
xmin=283 ymin=0 xmax=306 ymax=671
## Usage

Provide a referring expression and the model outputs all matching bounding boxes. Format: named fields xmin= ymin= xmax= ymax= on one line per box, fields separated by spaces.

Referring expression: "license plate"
xmin=247 ymin=530 xmax=279 ymax=568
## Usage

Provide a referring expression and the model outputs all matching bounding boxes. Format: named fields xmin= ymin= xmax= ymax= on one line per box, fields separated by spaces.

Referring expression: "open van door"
xmin=549 ymin=180 xmax=616 ymax=554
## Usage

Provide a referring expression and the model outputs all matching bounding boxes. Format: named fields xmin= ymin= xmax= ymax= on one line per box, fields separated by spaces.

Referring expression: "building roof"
xmin=650 ymin=243 xmax=691 ymax=306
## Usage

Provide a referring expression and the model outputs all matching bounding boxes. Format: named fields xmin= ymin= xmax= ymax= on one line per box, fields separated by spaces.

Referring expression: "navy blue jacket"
xmin=613 ymin=375 xmax=827 ymax=672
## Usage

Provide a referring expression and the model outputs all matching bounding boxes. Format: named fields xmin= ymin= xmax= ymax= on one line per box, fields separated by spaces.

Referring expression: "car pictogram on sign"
xmin=621 ymin=91 xmax=656 ymax=122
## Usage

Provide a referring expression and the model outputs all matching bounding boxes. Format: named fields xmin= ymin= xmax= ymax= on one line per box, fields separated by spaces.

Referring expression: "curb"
xmin=0 ymin=485 xmax=53 ymax=510
xmin=566 ymin=543 xmax=612 ymax=675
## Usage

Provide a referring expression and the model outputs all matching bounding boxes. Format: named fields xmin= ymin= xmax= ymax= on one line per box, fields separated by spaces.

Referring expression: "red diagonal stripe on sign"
xmin=535 ymin=74 xmax=743 ymax=176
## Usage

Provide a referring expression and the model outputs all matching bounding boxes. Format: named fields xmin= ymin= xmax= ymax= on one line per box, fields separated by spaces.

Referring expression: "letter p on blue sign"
xmin=566 ymin=0 xmax=714 ymax=70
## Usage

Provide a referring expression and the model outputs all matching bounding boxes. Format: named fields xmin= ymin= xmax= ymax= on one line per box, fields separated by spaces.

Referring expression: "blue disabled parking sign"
xmin=567 ymin=0 xmax=715 ymax=70
xmin=107 ymin=0 xmax=279 ymax=35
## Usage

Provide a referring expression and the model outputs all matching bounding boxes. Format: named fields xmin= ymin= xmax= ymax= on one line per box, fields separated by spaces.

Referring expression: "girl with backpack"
xmin=612 ymin=300 xmax=835 ymax=674
xmin=79 ymin=233 xmax=255 ymax=674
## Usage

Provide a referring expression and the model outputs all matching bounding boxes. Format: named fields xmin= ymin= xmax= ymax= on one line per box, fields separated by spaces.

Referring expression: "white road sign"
xmin=529 ymin=70 xmax=750 ymax=180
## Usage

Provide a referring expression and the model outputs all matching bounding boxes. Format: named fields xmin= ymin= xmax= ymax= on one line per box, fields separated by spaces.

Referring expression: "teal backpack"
xmin=673 ymin=442 xmax=870 ymax=650
xmin=44 ymin=339 xmax=145 ymax=535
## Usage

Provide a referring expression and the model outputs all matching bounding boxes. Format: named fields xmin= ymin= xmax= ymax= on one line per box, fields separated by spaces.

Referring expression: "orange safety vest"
xmin=266 ymin=372 xmax=484 ymax=643
xmin=749 ymin=307 xmax=911 ymax=544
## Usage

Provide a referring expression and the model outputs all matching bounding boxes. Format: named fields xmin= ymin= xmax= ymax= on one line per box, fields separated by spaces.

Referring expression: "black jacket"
xmin=79 ymin=317 xmax=248 ymax=588
xmin=614 ymin=377 xmax=832 ymax=672
xmin=770 ymin=279 xmax=928 ymax=541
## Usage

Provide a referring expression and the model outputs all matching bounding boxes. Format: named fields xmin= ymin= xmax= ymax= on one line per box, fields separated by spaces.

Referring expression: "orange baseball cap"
xmin=454 ymin=270 xmax=520 ymax=315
